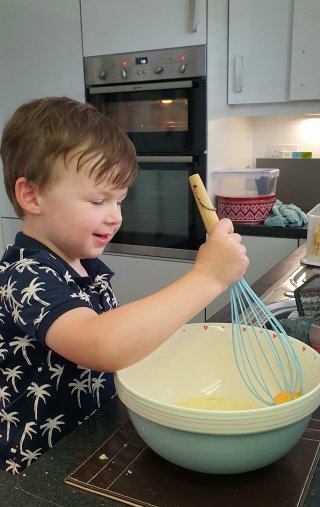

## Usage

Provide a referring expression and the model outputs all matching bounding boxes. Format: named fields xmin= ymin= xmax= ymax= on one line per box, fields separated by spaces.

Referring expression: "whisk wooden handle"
xmin=189 ymin=174 xmax=219 ymax=234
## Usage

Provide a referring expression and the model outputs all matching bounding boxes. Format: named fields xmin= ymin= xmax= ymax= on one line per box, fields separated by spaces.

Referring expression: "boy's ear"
xmin=15 ymin=177 xmax=41 ymax=215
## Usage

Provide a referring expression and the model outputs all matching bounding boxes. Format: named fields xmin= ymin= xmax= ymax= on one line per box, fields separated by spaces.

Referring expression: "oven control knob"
xmin=179 ymin=63 xmax=187 ymax=74
xmin=98 ymin=70 xmax=107 ymax=80
xmin=154 ymin=66 xmax=164 ymax=74
xmin=121 ymin=68 xmax=128 ymax=79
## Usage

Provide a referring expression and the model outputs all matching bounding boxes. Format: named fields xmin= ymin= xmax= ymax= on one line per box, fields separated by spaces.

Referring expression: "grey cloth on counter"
xmin=264 ymin=199 xmax=308 ymax=227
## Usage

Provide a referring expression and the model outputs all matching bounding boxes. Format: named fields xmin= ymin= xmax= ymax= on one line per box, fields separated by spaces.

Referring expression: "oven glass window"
xmin=103 ymin=98 xmax=188 ymax=133
xmin=113 ymin=160 xmax=206 ymax=250
xmin=88 ymin=77 xmax=206 ymax=154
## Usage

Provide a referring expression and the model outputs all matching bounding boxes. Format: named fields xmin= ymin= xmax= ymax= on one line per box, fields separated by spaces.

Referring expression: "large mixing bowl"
xmin=115 ymin=323 xmax=320 ymax=474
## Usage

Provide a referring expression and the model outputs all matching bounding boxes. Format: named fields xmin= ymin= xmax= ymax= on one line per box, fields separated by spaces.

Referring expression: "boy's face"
xmin=31 ymin=149 xmax=127 ymax=267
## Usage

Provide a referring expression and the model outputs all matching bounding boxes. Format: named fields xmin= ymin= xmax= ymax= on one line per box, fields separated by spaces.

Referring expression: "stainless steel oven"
xmin=84 ymin=45 xmax=207 ymax=253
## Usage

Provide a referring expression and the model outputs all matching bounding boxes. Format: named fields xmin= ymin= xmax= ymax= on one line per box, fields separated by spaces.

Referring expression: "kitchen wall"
xmin=251 ymin=115 xmax=320 ymax=165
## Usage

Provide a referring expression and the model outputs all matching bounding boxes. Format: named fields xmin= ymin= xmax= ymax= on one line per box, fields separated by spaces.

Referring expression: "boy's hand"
xmin=193 ymin=218 xmax=249 ymax=291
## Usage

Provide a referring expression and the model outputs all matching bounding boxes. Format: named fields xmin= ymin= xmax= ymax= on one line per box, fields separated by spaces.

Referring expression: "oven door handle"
xmin=137 ymin=156 xmax=194 ymax=163
xmin=88 ymin=80 xmax=193 ymax=94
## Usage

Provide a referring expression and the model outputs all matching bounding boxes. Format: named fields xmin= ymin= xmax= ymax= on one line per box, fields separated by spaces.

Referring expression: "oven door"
xmin=112 ymin=155 xmax=207 ymax=251
xmin=87 ymin=78 xmax=206 ymax=155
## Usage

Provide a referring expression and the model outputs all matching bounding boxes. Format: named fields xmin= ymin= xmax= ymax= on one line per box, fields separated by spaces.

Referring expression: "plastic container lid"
xmin=212 ymin=169 xmax=279 ymax=177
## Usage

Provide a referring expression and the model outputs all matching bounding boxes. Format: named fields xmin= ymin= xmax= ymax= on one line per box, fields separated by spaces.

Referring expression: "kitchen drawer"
xmin=100 ymin=252 xmax=205 ymax=323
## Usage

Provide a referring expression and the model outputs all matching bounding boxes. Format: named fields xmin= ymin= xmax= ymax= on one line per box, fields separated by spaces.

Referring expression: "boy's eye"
xmin=91 ymin=201 xmax=104 ymax=206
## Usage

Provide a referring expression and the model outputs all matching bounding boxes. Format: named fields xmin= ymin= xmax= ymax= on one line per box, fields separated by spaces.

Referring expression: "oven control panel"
xmin=84 ymin=45 xmax=206 ymax=86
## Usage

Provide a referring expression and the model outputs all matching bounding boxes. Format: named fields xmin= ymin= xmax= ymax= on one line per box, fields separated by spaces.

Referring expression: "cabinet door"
xmin=81 ymin=0 xmax=207 ymax=57
xmin=100 ymin=253 xmax=205 ymax=323
xmin=290 ymin=0 xmax=320 ymax=100
xmin=0 ymin=0 xmax=85 ymax=218
xmin=228 ymin=0 xmax=292 ymax=104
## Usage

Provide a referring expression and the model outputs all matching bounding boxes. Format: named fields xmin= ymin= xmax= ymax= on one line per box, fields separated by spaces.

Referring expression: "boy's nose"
xmin=105 ymin=204 xmax=122 ymax=224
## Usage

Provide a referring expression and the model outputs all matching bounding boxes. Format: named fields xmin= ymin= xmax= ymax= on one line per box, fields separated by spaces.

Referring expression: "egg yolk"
xmin=273 ymin=391 xmax=301 ymax=404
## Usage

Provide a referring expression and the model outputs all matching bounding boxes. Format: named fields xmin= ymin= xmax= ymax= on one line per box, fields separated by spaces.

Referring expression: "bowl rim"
xmin=115 ymin=372 xmax=320 ymax=419
xmin=115 ymin=322 xmax=320 ymax=425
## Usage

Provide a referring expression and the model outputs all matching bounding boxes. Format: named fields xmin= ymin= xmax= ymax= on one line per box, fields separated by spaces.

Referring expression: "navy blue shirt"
xmin=0 ymin=233 xmax=117 ymax=474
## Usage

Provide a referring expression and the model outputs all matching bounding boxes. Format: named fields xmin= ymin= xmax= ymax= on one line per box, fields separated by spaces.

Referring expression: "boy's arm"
xmin=45 ymin=219 xmax=248 ymax=371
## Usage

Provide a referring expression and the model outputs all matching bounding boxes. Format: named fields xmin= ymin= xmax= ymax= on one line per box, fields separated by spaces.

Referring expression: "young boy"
xmin=0 ymin=96 xmax=249 ymax=474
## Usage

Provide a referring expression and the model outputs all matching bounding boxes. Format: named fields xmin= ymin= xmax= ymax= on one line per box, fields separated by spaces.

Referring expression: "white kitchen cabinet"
xmin=228 ymin=0 xmax=292 ymax=105
xmin=290 ymin=0 xmax=320 ymax=100
xmin=0 ymin=0 xmax=85 ymax=219
xmin=102 ymin=236 xmax=298 ymax=324
xmin=206 ymin=236 xmax=298 ymax=320
xmin=228 ymin=0 xmax=320 ymax=107
xmin=100 ymin=252 xmax=205 ymax=323
xmin=80 ymin=0 xmax=207 ymax=57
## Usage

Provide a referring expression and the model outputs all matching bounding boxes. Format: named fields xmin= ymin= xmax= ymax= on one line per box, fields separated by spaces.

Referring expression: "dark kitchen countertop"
xmin=234 ymin=223 xmax=308 ymax=239
xmin=1 ymin=244 xmax=319 ymax=507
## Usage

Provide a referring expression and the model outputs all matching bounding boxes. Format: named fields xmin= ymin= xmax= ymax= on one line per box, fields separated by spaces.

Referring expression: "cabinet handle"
xmin=189 ymin=0 xmax=197 ymax=32
xmin=233 ymin=55 xmax=243 ymax=93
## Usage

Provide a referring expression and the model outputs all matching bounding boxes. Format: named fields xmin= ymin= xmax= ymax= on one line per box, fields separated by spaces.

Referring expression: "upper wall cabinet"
xmin=290 ymin=0 xmax=320 ymax=100
xmin=228 ymin=0 xmax=292 ymax=104
xmin=80 ymin=0 xmax=207 ymax=56
xmin=228 ymin=0 xmax=320 ymax=105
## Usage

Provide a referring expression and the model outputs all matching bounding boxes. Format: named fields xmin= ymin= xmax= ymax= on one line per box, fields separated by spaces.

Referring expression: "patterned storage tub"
xmin=217 ymin=195 xmax=276 ymax=224
xmin=212 ymin=169 xmax=279 ymax=224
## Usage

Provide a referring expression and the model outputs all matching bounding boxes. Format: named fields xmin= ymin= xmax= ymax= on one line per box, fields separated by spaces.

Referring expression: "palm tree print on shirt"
xmin=21 ymin=278 xmax=50 ymax=307
xmin=1 ymin=366 xmax=23 ymax=392
xmin=92 ymin=373 xmax=106 ymax=407
xmin=9 ymin=335 xmax=37 ymax=365
xmin=78 ymin=366 xmax=92 ymax=393
xmin=0 ymin=276 xmax=23 ymax=312
xmin=10 ymin=253 xmax=39 ymax=274
xmin=0 ymin=409 xmax=19 ymax=440
xmin=21 ymin=448 xmax=42 ymax=467
xmin=20 ymin=421 xmax=38 ymax=452
xmin=40 ymin=414 xmax=65 ymax=447
xmin=47 ymin=351 xmax=64 ymax=390
xmin=26 ymin=383 xmax=51 ymax=420
xmin=33 ymin=306 xmax=50 ymax=328
xmin=5 ymin=459 xmax=20 ymax=475
xmin=0 ymin=386 xmax=11 ymax=407
xmin=69 ymin=378 xmax=89 ymax=407
xmin=0 ymin=337 xmax=8 ymax=359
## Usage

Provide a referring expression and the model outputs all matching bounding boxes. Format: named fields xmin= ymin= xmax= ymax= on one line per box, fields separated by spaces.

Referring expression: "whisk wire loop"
xmin=231 ymin=287 xmax=278 ymax=404
xmin=240 ymin=278 xmax=303 ymax=385
xmin=235 ymin=281 xmax=291 ymax=390
xmin=230 ymin=278 xmax=303 ymax=406
xmin=231 ymin=283 xmax=283 ymax=401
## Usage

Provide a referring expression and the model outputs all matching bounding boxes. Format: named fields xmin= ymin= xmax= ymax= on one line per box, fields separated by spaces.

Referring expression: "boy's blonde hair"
xmin=0 ymin=96 xmax=138 ymax=218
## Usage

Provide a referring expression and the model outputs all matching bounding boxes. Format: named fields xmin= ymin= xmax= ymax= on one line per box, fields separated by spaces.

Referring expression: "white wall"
xmin=251 ymin=115 xmax=320 ymax=165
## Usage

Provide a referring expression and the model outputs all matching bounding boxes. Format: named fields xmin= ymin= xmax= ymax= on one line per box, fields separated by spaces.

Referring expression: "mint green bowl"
xmin=115 ymin=323 xmax=320 ymax=474
xmin=128 ymin=410 xmax=309 ymax=474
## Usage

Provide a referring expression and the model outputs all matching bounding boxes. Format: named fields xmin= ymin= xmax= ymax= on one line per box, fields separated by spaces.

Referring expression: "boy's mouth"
xmin=93 ymin=233 xmax=109 ymax=239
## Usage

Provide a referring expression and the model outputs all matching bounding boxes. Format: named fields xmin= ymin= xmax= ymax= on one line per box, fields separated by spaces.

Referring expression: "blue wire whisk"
xmin=189 ymin=173 xmax=303 ymax=406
